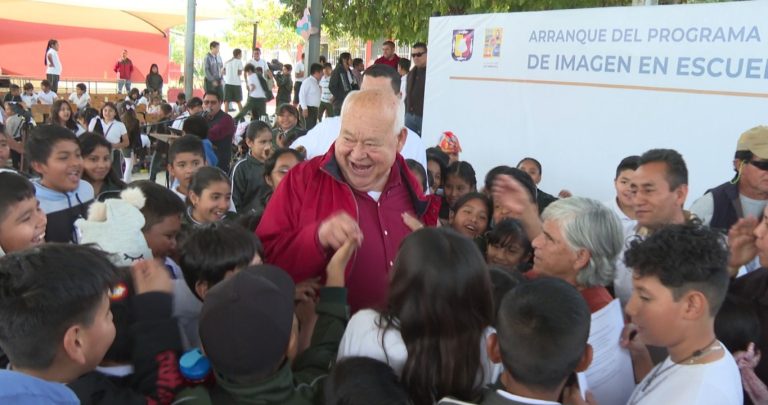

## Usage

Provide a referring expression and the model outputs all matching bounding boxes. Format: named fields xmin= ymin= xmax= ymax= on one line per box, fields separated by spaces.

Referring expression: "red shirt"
xmin=374 ymin=54 xmax=400 ymax=70
xmin=524 ymin=270 xmax=613 ymax=313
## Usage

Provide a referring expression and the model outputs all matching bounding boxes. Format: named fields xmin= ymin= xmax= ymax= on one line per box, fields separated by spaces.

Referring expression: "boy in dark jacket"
xmin=174 ymin=239 xmax=356 ymax=404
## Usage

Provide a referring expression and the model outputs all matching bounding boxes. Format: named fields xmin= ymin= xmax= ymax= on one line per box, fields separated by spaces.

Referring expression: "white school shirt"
xmin=626 ymin=347 xmax=742 ymax=405
xmin=68 ymin=92 xmax=90 ymax=110
xmin=319 ymin=75 xmax=332 ymax=103
xmin=46 ymin=48 xmax=62 ymax=75
xmin=294 ymin=61 xmax=305 ymax=82
xmin=21 ymin=93 xmax=38 ymax=108
xmin=247 ymin=58 xmax=269 ymax=74
xmin=37 ymin=90 xmax=57 ymax=105
xmin=89 ymin=118 xmax=127 ymax=145
xmin=298 ymin=75 xmax=321 ymax=109
xmin=224 ymin=58 xmax=244 ymax=85
xmin=247 ymin=73 xmax=265 ymax=99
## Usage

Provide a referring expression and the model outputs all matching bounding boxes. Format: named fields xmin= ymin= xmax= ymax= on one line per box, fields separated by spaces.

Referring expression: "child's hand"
xmin=402 ymin=212 xmax=424 ymax=232
xmin=318 ymin=212 xmax=363 ymax=250
xmin=326 ymin=238 xmax=358 ymax=287
xmin=131 ymin=259 xmax=173 ymax=295
xmin=295 ymin=277 xmax=321 ymax=302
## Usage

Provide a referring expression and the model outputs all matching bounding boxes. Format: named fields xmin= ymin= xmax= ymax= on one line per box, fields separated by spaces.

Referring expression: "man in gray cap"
xmin=690 ymin=125 xmax=768 ymax=232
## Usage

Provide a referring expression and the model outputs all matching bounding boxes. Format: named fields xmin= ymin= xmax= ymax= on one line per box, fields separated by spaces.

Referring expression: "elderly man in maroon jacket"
xmin=256 ymin=89 xmax=439 ymax=312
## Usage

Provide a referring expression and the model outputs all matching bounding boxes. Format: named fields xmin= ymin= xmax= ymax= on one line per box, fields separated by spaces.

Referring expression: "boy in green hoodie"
xmin=174 ymin=239 xmax=356 ymax=404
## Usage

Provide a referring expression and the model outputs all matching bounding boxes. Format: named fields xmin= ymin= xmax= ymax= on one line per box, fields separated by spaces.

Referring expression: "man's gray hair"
xmin=340 ymin=89 xmax=405 ymax=137
xmin=541 ymin=197 xmax=623 ymax=288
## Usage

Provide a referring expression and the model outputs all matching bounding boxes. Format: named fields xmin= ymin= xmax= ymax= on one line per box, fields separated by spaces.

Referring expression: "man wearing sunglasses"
xmin=690 ymin=126 xmax=768 ymax=233
xmin=405 ymin=42 xmax=428 ymax=136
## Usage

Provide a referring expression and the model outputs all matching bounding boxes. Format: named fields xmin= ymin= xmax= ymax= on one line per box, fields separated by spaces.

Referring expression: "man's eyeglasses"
xmin=749 ymin=160 xmax=768 ymax=171
xmin=411 ymin=52 xmax=426 ymax=57
xmin=203 ymin=100 xmax=219 ymax=105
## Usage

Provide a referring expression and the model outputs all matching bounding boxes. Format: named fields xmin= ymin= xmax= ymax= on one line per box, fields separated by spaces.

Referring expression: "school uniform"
xmin=34 ymin=179 xmax=94 ymax=243
xmin=231 ymin=154 xmax=269 ymax=214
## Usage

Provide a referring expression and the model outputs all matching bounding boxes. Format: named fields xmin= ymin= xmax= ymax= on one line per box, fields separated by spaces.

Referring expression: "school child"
xmin=137 ymin=89 xmax=150 ymax=107
xmin=483 ymin=166 xmax=537 ymax=225
xmin=49 ymin=100 xmax=85 ymax=135
xmin=26 ymin=125 xmax=95 ymax=243
xmin=449 ymin=192 xmax=492 ymax=240
xmin=166 ymin=134 xmax=206 ymax=201
xmin=337 ymin=227 xmax=500 ymax=404
xmin=0 ymin=172 xmax=47 ymax=256
xmin=0 ymin=130 xmax=11 ymax=170
xmin=21 ymin=82 xmax=38 ymax=108
xmin=439 ymin=277 xmax=593 ymax=405
xmin=0 ymin=244 xmax=119 ymax=404
xmin=273 ymin=103 xmax=306 ymax=148
xmin=173 ymin=92 xmax=186 ymax=116
xmin=179 ymin=221 xmax=263 ymax=301
xmin=231 ymin=121 xmax=272 ymax=214
xmin=442 ymin=160 xmax=477 ymax=221
xmin=261 ymin=147 xmax=304 ymax=207
xmin=406 ymin=158 xmax=428 ymax=194
xmin=68 ymin=83 xmax=90 ymax=111
xmin=319 ymin=63 xmax=334 ymax=121
xmin=486 ymin=218 xmax=533 ymax=273
xmin=67 ymin=259 xmax=184 ymax=404
xmin=147 ymin=95 xmax=162 ymax=114
xmin=324 ymin=357 xmax=411 ymax=405
xmin=149 ymin=103 xmax=174 ymax=184
xmin=181 ymin=115 xmax=218 ymax=168
xmin=79 ymin=133 xmax=126 ymax=199
xmin=622 ymin=224 xmax=742 ymax=404
xmin=88 ymin=102 xmax=129 ymax=178
xmin=182 ymin=166 xmax=236 ymax=227
xmin=125 ymin=88 xmax=140 ymax=104
xmin=173 ymin=240 xmax=355 ymax=404
xmin=37 ymin=79 xmax=57 ymax=105
xmin=119 ymin=108 xmax=142 ymax=183
xmin=427 ymin=147 xmax=449 ymax=195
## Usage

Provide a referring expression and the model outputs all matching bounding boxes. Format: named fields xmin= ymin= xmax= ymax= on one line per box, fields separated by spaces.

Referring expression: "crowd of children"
xmin=0 ymin=59 xmax=766 ymax=405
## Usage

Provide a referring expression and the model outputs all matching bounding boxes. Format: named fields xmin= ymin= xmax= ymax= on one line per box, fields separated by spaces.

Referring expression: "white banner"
xmin=423 ymin=1 xmax=768 ymax=203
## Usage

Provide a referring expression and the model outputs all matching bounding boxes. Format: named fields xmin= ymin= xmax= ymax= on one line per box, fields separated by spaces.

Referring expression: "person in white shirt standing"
xmin=293 ymin=52 xmax=305 ymax=105
xmin=44 ymin=39 xmax=62 ymax=93
xmin=298 ymin=63 xmax=322 ymax=130
xmin=68 ymin=83 xmax=90 ymax=112
xmin=397 ymin=58 xmax=410 ymax=104
xmin=234 ymin=64 xmax=268 ymax=122
xmin=222 ymin=48 xmax=244 ymax=113
xmin=318 ymin=63 xmax=334 ymax=122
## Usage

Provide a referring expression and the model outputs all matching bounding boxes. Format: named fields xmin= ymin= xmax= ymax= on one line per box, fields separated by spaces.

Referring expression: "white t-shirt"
xmin=68 ymin=92 xmax=90 ymax=110
xmin=247 ymin=58 xmax=269 ymax=75
xmin=172 ymin=111 xmax=189 ymax=131
xmin=319 ymin=75 xmax=332 ymax=103
xmin=37 ymin=90 xmax=57 ymax=105
xmin=89 ymin=118 xmax=127 ymax=145
xmin=337 ymin=309 xmax=502 ymax=385
xmin=689 ymin=191 xmax=767 ymax=226
xmin=627 ymin=347 xmax=742 ymax=405
xmin=224 ymin=58 xmax=244 ymax=85
xmin=247 ymin=73 xmax=265 ymax=99
xmin=294 ymin=61 xmax=305 ymax=82
xmin=292 ymin=116 xmax=428 ymax=172
xmin=21 ymin=93 xmax=38 ymax=108
xmin=46 ymin=48 xmax=62 ymax=75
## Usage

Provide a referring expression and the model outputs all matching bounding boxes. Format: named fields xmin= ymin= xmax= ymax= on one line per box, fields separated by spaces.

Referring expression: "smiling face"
xmin=625 ymin=274 xmax=685 ymax=348
xmin=101 ymin=105 xmax=116 ymax=122
xmin=277 ymin=110 xmax=297 ymax=131
xmin=266 ymin=153 xmax=301 ymax=190
xmin=450 ymin=198 xmax=489 ymax=239
xmin=487 ymin=241 xmax=530 ymax=269
xmin=82 ymin=145 xmax=111 ymax=183
xmin=334 ymin=92 xmax=404 ymax=193
xmin=189 ymin=180 xmax=231 ymax=223
xmin=57 ymin=103 xmax=72 ymax=123
xmin=427 ymin=160 xmax=442 ymax=192
xmin=444 ymin=174 xmax=473 ymax=208
xmin=168 ymin=152 xmax=204 ymax=193
xmin=614 ymin=169 xmax=635 ymax=210
xmin=630 ymin=162 xmax=687 ymax=230
xmin=32 ymin=140 xmax=83 ymax=192
xmin=0 ymin=196 xmax=47 ymax=253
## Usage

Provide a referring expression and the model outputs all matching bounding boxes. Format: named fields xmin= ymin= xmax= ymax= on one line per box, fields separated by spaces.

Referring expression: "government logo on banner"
xmin=484 ymin=28 xmax=503 ymax=58
xmin=452 ymin=29 xmax=475 ymax=61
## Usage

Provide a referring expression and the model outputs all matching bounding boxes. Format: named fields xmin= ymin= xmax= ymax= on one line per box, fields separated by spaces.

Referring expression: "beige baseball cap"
xmin=736 ymin=126 xmax=768 ymax=159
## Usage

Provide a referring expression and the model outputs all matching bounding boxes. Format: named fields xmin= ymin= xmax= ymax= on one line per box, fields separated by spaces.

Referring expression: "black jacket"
xmin=68 ymin=292 xmax=184 ymax=405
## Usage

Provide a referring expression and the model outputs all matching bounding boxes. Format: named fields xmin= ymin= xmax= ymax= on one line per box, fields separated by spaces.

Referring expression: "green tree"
xmin=279 ymin=0 xmax=632 ymax=43
xmin=225 ymin=0 xmax=303 ymax=51
xmin=169 ymin=27 xmax=214 ymax=86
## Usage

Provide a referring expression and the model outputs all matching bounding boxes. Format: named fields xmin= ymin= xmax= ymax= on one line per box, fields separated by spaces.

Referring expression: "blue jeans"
xmin=118 ymin=79 xmax=132 ymax=94
xmin=405 ymin=113 xmax=423 ymax=136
